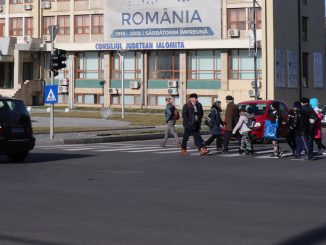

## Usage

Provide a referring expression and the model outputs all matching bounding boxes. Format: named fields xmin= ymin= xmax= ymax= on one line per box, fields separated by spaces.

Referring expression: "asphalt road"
xmin=0 ymin=139 xmax=326 ymax=245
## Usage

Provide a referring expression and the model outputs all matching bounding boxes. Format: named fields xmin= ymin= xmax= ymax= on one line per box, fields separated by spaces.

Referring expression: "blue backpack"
xmin=264 ymin=120 xmax=279 ymax=140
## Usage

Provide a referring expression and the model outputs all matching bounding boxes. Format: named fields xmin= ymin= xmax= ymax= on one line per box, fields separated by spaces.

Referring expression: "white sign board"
xmin=287 ymin=50 xmax=298 ymax=88
xmin=314 ymin=52 xmax=323 ymax=88
xmin=275 ymin=49 xmax=286 ymax=88
xmin=104 ymin=0 xmax=222 ymax=42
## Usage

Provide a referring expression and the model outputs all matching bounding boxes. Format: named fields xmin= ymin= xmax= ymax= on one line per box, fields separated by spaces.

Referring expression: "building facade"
xmin=0 ymin=0 xmax=325 ymax=109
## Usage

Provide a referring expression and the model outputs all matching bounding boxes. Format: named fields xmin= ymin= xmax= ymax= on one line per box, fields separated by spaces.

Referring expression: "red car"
xmin=237 ymin=100 xmax=289 ymax=141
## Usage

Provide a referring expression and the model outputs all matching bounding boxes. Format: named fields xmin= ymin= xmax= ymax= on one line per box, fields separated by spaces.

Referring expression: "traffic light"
xmin=49 ymin=48 xmax=67 ymax=77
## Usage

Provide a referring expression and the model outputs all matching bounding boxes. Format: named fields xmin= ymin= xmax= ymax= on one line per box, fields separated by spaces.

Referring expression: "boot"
xmin=160 ymin=141 xmax=165 ymax=148
xmin=318 ymin=148 xmax=323 ymax=155
xmin=181 ymin=149 xmax=189 ymax=155
xmin=199 ymin=148 xmax=209 ymax=156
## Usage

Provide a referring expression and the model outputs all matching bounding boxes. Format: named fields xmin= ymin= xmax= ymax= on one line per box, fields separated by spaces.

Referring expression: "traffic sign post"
xmin=49 ymin=25 xmax=58 ymax=139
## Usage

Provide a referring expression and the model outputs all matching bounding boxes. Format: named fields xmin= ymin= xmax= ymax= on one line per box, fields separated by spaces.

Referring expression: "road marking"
xmin=94 ymin=146 xmax=161 ymax=152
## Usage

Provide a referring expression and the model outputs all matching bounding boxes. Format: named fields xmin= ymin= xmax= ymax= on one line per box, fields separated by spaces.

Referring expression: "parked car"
xmin=321 ymin=105 xmax=326 ymax=127
xmin=237 ymin=100 xmax=289 ymax=141
xmin=0 ymin=97 xmax=35 ymax=162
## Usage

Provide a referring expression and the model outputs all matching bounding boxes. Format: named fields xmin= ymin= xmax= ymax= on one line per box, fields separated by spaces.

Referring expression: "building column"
xmin=103 ymin=52 xmax=111 ymax=107
xmin=13 ymin=49 xmax=23 ymax=90
xmin=68 ymin=54 xmax=75 ymax=109
xmin=221 ymin=50 xmax=229 ymax=91
xmin=179 ymin=51 xmax=187 ymax=107
xmin=142 ymin=51 xmax=148 ymax=108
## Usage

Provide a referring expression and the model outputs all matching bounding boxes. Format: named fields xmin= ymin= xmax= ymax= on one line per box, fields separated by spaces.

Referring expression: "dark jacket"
xmin=182 ymin=101 xmax=203 ymax=130
xmin=224 ymin=102 xmax=239 ymax=131
xmin=165 ymin=103 xmax=175 ymax=123
xmin=301 ymin=104 xmax=317 ymax=135
xmin=209 ymin=107 xmax=223 ymax=135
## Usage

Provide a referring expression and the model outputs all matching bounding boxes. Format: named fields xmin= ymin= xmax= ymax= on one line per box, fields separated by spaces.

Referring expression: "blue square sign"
xmin=44 ymin=85 xmax=59 ymax=104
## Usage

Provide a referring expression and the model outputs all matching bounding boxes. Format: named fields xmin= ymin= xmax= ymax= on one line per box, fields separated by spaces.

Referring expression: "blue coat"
xmin=209 ymin=108 xmax=223 ymax=135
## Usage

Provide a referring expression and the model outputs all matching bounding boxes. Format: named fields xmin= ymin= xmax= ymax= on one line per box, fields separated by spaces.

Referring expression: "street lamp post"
xmin=117 ymin=51 xmax=126 ymax=119
xmin=253 ymin=0 xmax=259 ymax=100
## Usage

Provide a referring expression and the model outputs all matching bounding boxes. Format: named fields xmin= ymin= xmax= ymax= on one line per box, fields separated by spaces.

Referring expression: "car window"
xmin=6 ymin=100 xmax=28 ymax=115
xmin=238 ymin=103 xmax=267 ymax=116
xmin=279 ymin=103 xmax=287 ymax=114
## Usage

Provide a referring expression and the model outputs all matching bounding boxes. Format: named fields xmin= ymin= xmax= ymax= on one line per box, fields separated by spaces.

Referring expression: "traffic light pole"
xmin=50 ymin=27 xmax=55 ymax=140
xmin=253 ymin=0 xmax=258 ymax=100
xmin=117 ymin=51 xmax=125 ymax=119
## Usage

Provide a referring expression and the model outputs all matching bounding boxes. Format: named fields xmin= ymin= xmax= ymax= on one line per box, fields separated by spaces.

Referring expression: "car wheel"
xmin=6 ymin=151 xmax=29 ymax=163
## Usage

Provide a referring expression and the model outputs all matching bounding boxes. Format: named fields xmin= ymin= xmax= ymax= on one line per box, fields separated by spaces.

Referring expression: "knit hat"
xmin=225 ymin=95 xmax=234 ymax=101
xmin=309 ymin=98 xmax=319 ymax=109
xmin=189 ymin=93 xmax=198 ymax=99
xmin=271 ymin=102 xmax=279 ymax=110
xmin=300 ymin=97 xmax=310 ymax=104
xmin=292 ymin=101 xmax=302 ymax=110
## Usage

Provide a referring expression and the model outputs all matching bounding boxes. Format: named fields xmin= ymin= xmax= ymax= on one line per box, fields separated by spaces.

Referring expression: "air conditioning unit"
xmin=24 ymin=4 xmax=33 ymax=11
xmin=167 ymin=88 xmax=178 ymax=95
xmin=58 ymin=85 xmax=68 ymax=94
xmin=42 ymin=34 xmax=51 ymax=43
xmin=248 ymin=90 xmax=255 ymax=97
xmin=168 ymin=80 xmax=178 ymax=88
xmin=250 ymin=80 xmax=262 ymax=89
xmin=228 ymin=29 xmax=240 ymax=38
xmin=23 ymin=35 xmax=33 ymax=43
xmin=0 ymin=5 xmax=4 ymax=12
xmin=41 ymin=0 xmax=51 ymax=9
xmin=129 ymin=81 xmax=140 ymax=89
xmin=59 ymin=79 xmax=69 ymax=86
xmin=109 ymin=88 xmax=118 ymax=94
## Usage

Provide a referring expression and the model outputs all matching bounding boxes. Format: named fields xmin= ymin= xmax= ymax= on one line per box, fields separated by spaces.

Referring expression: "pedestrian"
xmin=309 ymin=98 xmax=326 ymax=154
xmin=301 ymin=97 xmax=317 ymax=160
xmin=292 ymin=101 xmax=306 ymax=160
xmin=313 ymin=107 xmax=326 ymax=155
xmin=204 ymin=101 xmax=224 ymax=153
xmin=232 ymin=108 xmax=255 ymax=155
xmin=286 ymin=109 xmax=296 ymax=155
xmin=161 ymin=97 xmax=181 ymax=148
xmin=269 ymin=102 xmax=283 ymax=157
xmin=222 ymin=95 xmax=239 ymax=153
xmin=181 ymin=93 xmax=209 ymax=156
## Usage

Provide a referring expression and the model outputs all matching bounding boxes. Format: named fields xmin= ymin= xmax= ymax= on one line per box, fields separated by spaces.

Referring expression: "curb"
xmin=62 ymin=131 xmax=209 ymax=144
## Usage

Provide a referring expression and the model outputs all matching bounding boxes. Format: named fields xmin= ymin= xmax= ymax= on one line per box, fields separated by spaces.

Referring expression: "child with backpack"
xmin=232 ymin=108 xmax=255 ymax=155
xmin=161 ymin=97 xmax=181 ymax=148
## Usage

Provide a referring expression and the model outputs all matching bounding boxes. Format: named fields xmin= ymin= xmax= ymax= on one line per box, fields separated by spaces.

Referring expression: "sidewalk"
xmin=31 ymin=114 xmax=165 ymax=144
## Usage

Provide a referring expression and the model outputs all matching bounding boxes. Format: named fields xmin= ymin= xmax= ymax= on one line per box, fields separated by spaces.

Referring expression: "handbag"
xmin=204 ymin=114 xmax=214 ymax=128
xmin=264 ymin=120 xmax=279 ymax=139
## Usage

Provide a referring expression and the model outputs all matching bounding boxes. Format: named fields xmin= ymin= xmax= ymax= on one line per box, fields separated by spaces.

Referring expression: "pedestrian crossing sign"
xmin=44 ymin=85 xmax=58 ymax=104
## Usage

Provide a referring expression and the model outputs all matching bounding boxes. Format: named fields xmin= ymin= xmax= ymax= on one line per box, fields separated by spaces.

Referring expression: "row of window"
xmin=0 ymin=15 xmax=103 ymax=37
xmin=62 ymin=94 xmax=218 ymax=107
xmin=1 ymin=0 xmax=88 ymax=4
xmin=43 ymin=15 xmax=103 ymax=35
xmin=48 ymin=50 xmax=262 ymax=81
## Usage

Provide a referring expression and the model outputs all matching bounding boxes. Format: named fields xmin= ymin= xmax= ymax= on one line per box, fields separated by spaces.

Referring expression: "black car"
xmin=0 ymin=97 xmax=35 ymax=162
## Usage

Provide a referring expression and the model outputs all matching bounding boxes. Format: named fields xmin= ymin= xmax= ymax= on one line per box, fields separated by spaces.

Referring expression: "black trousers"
xmin=205 ymin=135 xmax=222 ymax=149
xmin=223 ymin=131 xmax=233 ymax=151
xmin=182 ymin=128 xmax=204 ymax=150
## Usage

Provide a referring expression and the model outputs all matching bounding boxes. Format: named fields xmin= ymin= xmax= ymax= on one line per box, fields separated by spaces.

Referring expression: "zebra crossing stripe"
xmin=126 ymin=147 xmax=180 ymax=153
xmin=94 ymin=146 xmax=161 ymax=152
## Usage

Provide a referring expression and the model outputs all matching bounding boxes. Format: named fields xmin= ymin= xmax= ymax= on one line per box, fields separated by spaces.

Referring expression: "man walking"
xmin=181 ymin=93 xmax=208 ymax=155
xmin=161 ymin=97 xmax=181 ymax=148
xmin=223 ymin=95 xmax=239 ymax=153
xmin=301 ymin=97 xmax=317 ymax=160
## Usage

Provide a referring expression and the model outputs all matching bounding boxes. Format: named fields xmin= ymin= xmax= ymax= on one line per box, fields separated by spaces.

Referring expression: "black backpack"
xmin=246 ymin=117 xmax=256 ymax=129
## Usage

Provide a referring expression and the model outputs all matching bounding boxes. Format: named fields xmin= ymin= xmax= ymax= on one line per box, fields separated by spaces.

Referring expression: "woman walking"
xmin=204 ymin=101 xmax=224 ymax=152
xmin=161 ymin=97 xmax=181 ymax=148
xmin=270 ymin=102 xmax=283 ymax=157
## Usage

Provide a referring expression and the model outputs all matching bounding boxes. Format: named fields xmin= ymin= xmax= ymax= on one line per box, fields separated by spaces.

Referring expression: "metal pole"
xmin=50 ymin=27 xmax=55 ymax=139
xmin=117 ymin=51 xmax=125 ymax=119
xmin=253 ymin=0 xmax=259 ymax=100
